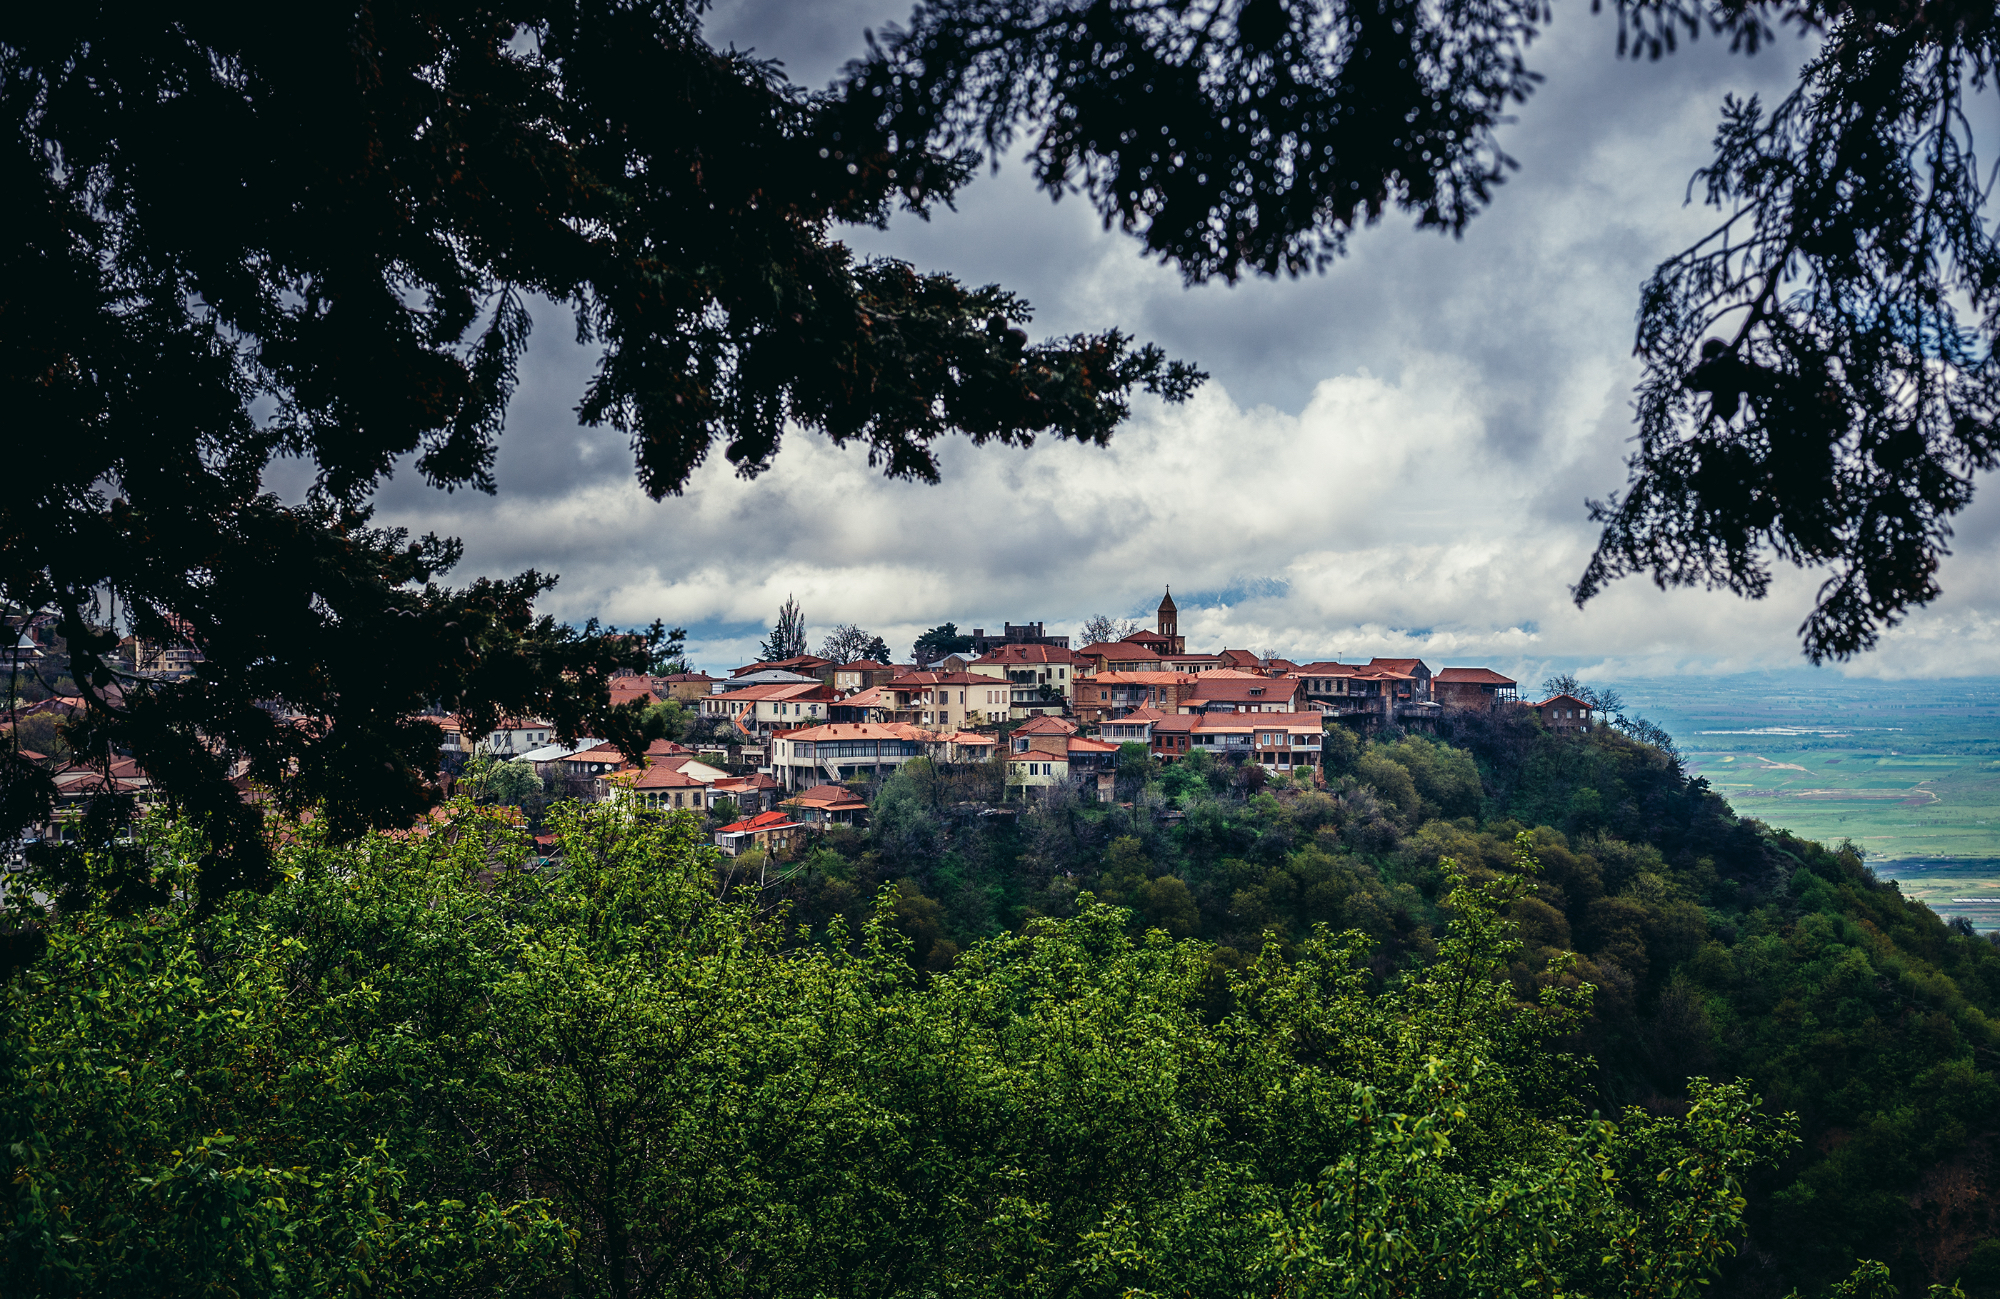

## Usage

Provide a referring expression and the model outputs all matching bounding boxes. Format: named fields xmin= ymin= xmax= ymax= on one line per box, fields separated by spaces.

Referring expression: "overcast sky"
xmin=351 ymin=1 xmax=2000 ymax=682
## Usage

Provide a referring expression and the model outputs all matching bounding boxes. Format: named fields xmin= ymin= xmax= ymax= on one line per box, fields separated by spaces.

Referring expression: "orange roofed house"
xmin=1434 ymin=668 xmax=1518 ymax=711
xmin=881 ymin=671 xmax=997 ymax=729
xmin=965 ymin=643 xmax=1087 ymax=719
xmin=772 ymin=722 xmax=996 ymax=790
xmin=1073 ymin=671 xmax=1200 ymax=725
xmin=1145 ymin=712 xmax=1324 ymax=773
xmin=786 ymin=783 xmax=869 ymax=828
xmin=1185 ymin=674 xmax=1302 ymax=714
xmin=713 ymin=810 xmax=803 ymax=858
xmin=699 ymin=681 xmax=833 ymax=737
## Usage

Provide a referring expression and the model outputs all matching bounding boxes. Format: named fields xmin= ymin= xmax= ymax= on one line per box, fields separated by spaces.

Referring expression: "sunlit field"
xmin=1615 ymin=674 xmax=2000 ymax=926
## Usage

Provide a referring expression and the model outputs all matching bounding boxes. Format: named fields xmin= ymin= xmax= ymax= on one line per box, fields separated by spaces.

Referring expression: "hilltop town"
xmin=1 ymin=590 xmax=1605 ymax=861
xmin=430 ymin=591 xmax=1595 ymax=847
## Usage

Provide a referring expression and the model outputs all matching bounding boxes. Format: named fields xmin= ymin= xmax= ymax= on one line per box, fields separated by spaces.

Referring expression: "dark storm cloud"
xmin=347 ymin=2 xmax=1999 ymax=679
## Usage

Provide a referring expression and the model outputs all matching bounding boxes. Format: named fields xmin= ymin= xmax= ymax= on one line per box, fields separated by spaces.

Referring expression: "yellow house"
xmin=1003 ymin=749 xmax=1069 ymax=800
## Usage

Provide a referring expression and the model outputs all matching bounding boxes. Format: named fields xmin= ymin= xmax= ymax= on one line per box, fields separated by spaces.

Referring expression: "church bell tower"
xmin=1157 ymin=588 xmax=1183 ymax=655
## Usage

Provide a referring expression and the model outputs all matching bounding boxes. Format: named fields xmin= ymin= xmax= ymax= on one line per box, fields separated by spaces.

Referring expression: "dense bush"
xmin=3 ymin=807 xmax=1796 ymax=1298
xmin=768 ymin=723 xmax=2000 ymax=1298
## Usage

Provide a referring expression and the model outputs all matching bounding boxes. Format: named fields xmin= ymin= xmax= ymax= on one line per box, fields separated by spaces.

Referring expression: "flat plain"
xmin=1607 ymin=673 xmax=2000 ymax=926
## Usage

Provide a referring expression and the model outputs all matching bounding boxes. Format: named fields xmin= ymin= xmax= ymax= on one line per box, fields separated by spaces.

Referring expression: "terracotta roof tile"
xmin=1436 ymin=667 xmax=1517 ymax=684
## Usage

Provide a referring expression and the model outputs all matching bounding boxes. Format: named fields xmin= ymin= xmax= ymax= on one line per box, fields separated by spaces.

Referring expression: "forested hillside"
xmin=769 ymin=714 xmax=2000 ymax=1298
xmin=4 ymin=713 xmax=1998 ymax=1297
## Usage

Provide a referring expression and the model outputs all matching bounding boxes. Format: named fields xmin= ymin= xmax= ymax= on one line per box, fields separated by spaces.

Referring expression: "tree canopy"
xmin=9 ymin=0 xmax=1994 ymax=901
xmin=2 ymin=805 xmax=1800 ymax=1297
xmin=1 ymin=3 xmax=1200 ymax=893
xmin=842 ymin=0 xmax=1998 ymax=655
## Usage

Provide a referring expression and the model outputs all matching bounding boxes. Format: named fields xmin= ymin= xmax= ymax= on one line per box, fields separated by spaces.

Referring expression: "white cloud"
xmin=353 ymin=5 xmax=2000 ymax=682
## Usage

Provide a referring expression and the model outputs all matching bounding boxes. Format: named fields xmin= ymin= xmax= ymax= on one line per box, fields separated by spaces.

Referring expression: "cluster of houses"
xmin=5 ymin=592 xmax=1604 ymax=865
xmin=437 ymin=591 xmax=1600 ymax=854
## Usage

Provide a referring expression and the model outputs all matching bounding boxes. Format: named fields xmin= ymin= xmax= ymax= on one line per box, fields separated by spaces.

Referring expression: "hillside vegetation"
xmin=4 ymin=712 xmax=1999 ymax=1297
xmin=773 ymin=713 xmax=2000 ymax=1298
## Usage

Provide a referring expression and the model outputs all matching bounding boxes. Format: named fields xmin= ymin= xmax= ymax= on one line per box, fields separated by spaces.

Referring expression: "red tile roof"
xmin=970 ymin=643 xmax=1087 ymax=665
xmin=732 ymin=656 xmax=831 ymax=678
xmin=1367 ymin=658 xmax=1429 ymax=674
xmin=626 ymin=763 xmax=710 ymax=789
xmin=781 ymin=722 xmax=908 ymax=742
xmin=1076 ymin=641 xmax=1161 ymax=659
xmin=716 ymin=810 xmax=801 ymax=834
xmin=1067 ymin=736 xmax=1120 ymax=753
xmin=607 ymin=675 xmax=660 ymax=706
xmin=1436 ymin=667 xmax=1517 ymax=685
xmin=714 ymin=772 xmax=781 ymax=791
xmin=886 ymin=671 xmax=991 ymax=687
xmin=714 ymin=682 xmax=831 ymax=702
xmin=1193 ymin=711 xmax=1325 ymax=733
xmin=1012 ymin=715 xmax=1080 ymax=735
xmin=1190 ymin=677 xmax=1302 ymax=702
xmin=791 ymin=783 xmax=868 ymax=809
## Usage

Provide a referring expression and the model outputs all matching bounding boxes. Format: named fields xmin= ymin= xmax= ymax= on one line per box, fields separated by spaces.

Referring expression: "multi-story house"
xmin=1003 ymin=748 xmax=1069 ymax=799
xmin=1009 ymin=714 xmax=1080 ymax=755
xmin=772 ymin=722 xmax=996 ymax=789
xmin=1166 ymin=712 xmax=1325 ymax=773
xmin=832 ymin=660 xmax=899 ymax=692
xmin=1073 ymin=671 xmax=1200 ymax=724
xmin=829 ymin=684 xmax=895 ymax=723
xmin=1295 ymin=663 xmax=1362 ymax=709
xmin=1366 ymin=658 xmax=1434 ymax=701
xmin=1184 ymin=674 xmax=1303 ymax=714
xmin=1434 ymin=668 xmax=1519 ymax=710
xmin=1073 ymin=640 xmax=1166 ymax=675
xmin=1098 ymin=706 xmax=1166 ymax=746
xmin=439 ymin=715 xmax=557 ymax=759
xmin=699 ymin=682 xmax=833 ymax=736
xmin=966 ymin=644 xmax=1086 ymax=718
xmin=882 ymin=671 xmax=994 ymax=728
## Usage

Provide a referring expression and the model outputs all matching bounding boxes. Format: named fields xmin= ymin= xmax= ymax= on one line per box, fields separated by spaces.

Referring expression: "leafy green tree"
xmin=648 ymin=634 xmax=694 ymax=676
xmin=639 ymin=698 xmax=691 ymax=743
xmin=1 ymin=4 xmax=1197 ymax=899
xmin=855 ymin=1 xmax=2000 ymax=657
xmin=3 ymin=808 xmax=1797 ymax=1298
xmin=912 ymin=623 xmax=974 ymax=664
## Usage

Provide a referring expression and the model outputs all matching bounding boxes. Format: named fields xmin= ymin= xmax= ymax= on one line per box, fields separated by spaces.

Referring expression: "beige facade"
xmin=966 ymin=644 xmax=1086 ymax=718
xmin=699 ymin=683 xmax=833 ymax=736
